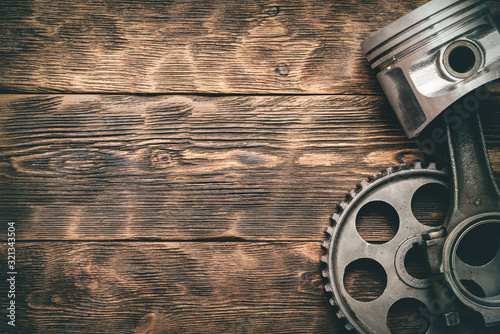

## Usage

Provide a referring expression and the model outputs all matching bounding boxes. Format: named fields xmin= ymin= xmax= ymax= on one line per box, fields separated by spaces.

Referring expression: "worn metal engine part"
xmin=361 ymin=0 xmax=500 ymax=138
xmin=422 ymin=100 xmax=500 ymax=329
xmin=324 ymin=0 xmax=500 ymax=332
xmin=322 ymin=163 xmax=498 ymax=333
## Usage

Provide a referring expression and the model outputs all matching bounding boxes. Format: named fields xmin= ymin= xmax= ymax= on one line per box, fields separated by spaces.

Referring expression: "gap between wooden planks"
xmin=0 ymin=241 xmax=345 ymax=333
xmin=1 ymin=0 xmax=500 ymax=332
xmin=1 ymin=94 xmax=498 ymax=242
xmin=0 ymin=0 xmax=499 ymax=94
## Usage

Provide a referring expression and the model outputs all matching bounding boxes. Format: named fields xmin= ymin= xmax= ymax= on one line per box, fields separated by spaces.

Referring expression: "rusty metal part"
xmin=361 ymin=0 xmax=500 ymax=138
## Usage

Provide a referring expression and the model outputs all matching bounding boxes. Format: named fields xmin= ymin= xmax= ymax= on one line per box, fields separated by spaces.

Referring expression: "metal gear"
xmin=321 ymin=162 xmax=496 ymax=333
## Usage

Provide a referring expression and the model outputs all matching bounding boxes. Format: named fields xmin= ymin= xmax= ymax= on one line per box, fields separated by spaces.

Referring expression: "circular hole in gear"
xmin=387 ymin=298 xmax=431 ymax=334
xmin=356 ymin=201 xmax=399 ymax=244
xmin=343 ymin=258 xmax=387 ymax=302
xmin=456 ymin=223 xmax=499 ymax=267
xmin=460 ymin=280 xmax=486 ymax=298
xmin=404 ymin=243 xmax=429 ymax=279
xmin=411 ymin=183 xmax=449 ymax=227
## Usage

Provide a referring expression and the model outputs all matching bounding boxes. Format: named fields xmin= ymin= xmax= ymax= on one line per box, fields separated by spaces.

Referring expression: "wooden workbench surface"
xmin=1 ymin=1 xmax=499 ymax=333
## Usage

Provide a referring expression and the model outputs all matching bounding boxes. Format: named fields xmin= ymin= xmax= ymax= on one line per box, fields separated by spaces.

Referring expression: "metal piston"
xmin=361 ymin=0 xmax=500 ymax=138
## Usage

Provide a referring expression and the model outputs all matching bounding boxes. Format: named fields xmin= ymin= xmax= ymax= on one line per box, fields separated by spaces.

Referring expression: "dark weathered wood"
xmin=1 ymin=1 xmax=499 ymax=333
xmin=1 ymin=0 xmax=498 ymax=94
xmin=0 ymin=241 xmax=347 ymax=334
xmin=3 ymin=95 xmax=498 ymax=241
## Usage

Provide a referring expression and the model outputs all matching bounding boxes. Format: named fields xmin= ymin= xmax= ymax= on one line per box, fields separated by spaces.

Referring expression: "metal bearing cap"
xmin=361 ymin=0 xmax=500 ymax=138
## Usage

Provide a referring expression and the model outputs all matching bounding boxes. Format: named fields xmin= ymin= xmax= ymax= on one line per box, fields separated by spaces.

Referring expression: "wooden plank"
xmin=0 ymin=241 xmax=347 ymax=334
xmin=1 ymin=94 xmax=499 ymax=241
xmin=1 ymin=0 xmax=498 ymax=94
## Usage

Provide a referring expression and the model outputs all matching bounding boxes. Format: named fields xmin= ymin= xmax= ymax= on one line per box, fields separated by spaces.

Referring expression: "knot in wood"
xmin=275 ymin=63 xmax=289 ymax=77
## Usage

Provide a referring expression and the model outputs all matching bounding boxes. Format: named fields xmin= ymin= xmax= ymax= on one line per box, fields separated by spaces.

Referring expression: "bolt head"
xmin=442 ymin=312 xmax=460 ymax=327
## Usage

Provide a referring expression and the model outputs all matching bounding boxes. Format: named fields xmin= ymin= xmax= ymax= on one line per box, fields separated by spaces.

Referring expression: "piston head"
xmin=362 ymin=0 xmax=500 ymax=138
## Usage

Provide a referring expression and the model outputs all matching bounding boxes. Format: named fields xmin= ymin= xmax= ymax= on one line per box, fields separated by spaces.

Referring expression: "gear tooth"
xmin=323 ymin=240 xmax=330 ymax=249
xmin=348 ymin=189 xmax=356 ymax=200
xmin=428 ymin=162 xmax=437 ymax=169
xmin=370 ymin=173 xmax=381 ymax=181
xmin=360 ymin=180 xmax=369 ymax=189
xmin=399 ymin=163 xmax=408 ymax=170
xmin=336 ymin=310 xmax=345 ymax=319
xmin=414 ymin=161 xmax=422 ymax=169
xmin=345 ymin=322 xmax=354 ymax=331
xmin=322 ymin=269 xmax=329 ymax=278
xmin=324 ymin=283 xmax=333 ymax=292
xmin=331 ymin=213 xmax=340 ymax=224
xmin=321 ymin=255 xmax=328 ymax=264
xmin=339 ymin=201 xmax=348 ymax=211
xmin=326 ymin=226 xmax=334 ymax=236
xmin=329 ymin=298 xmax=337 ymax=306
xmin=386 ymin=166 xmax=394 ymax=174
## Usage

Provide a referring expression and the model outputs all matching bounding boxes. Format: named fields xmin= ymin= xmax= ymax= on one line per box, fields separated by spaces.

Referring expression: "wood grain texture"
xmin=1 ymin=0 xmax=499 ymax=94
xmin=2 ymin=1 xmax=500 ymax=333
xmin=1 ymin=94 xmax=499 ymax=241
xmin=0 ymin=241 xmax=347 ymax=334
